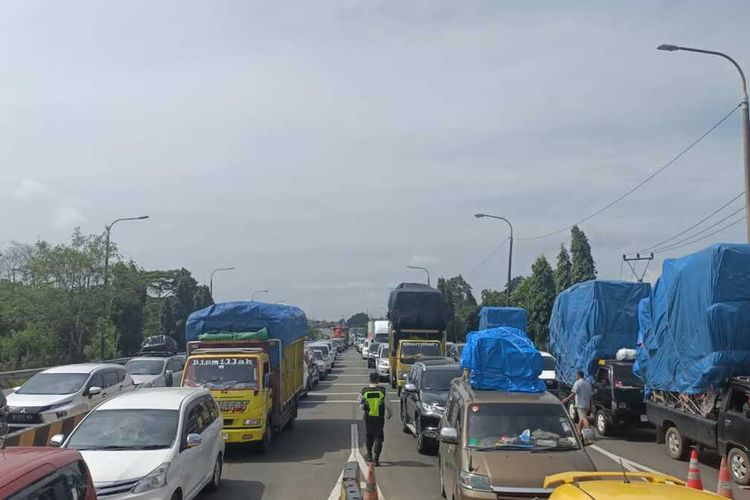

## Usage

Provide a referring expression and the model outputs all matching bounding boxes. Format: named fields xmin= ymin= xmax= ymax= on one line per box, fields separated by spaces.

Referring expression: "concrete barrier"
xmin=3 ymin=412 xmax=87 ymax=447
xmin=340 ymin=461 xmax=363 ymax=500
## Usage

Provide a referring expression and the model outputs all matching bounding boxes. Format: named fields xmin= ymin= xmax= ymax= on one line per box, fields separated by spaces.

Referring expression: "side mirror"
xmin=580 ymin=428 xmax=596 ymax=446
xmin=186 ymin=433 xmax=202 ymax=448
xmin=165 ymin=370 xmax=174 ymax=387
xmin=86 ymin=386 xmax=102 ymax=397
xmin=263 ymin=373 xmax=271 ymax=389
xmin=49 ymin=434 xmax=64 ymax=447
xmin=439 ymin=427 xmax=459 ymax=445
xmin=404 ymin=383 xmax=417 ymax=393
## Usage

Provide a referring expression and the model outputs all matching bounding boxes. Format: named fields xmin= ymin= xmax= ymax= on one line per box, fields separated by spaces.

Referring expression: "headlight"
xmin=459 ymin=470 xmax=492 ymax=492
xmin=244 ymin=419 xmax=261 ymax=426
xmin=422 ymin=402 xmax=443 ymax=415
xmin=132 ymin=462 xmax=170 ymax=493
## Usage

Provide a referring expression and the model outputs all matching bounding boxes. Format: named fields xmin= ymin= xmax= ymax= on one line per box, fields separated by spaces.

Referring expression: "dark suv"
xmin=400 ymin=359 xmax=462 ymax=453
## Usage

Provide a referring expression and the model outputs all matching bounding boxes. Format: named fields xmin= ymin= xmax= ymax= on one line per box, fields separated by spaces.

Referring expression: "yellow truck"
xmin=181 ymin=301 xmax=306 ymax=452
xmin=387 ymin=283 xmax=449 ymax=389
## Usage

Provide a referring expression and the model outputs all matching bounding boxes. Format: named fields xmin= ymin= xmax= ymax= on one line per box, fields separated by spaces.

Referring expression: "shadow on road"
xmin=596 ymin=427 xmax=655 ymax=443
xmin=213 ymin=479 xmax=265 ymax=499
xmin=224 ymin=418 xmax=357 ymax=464
xmin=381 ymin=459 xmax=434 ymax=468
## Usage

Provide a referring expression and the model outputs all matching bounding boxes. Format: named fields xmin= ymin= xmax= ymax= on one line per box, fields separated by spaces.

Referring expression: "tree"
xmin=480 ymin=289 xmax=505 ymax=307
xmin=346 ymin=313 xmax=369 ymax=328
xmin=109 ymin=262 xmax=147 ymax=356
xmin=438 ymin=275 xmax=478 ymax=342
xmin=510 ymin=277 xmax=532 ymax=309
xmin=570 ymin=226 xmax=596 ymax=284
xmin=526 ymin=256 xmax=557 ymax=348
xmin=554 ymin=244 xmax=572 ymax=293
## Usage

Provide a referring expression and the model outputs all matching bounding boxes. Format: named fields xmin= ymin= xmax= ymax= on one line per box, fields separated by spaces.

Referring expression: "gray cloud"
xmin=0 ymin=1 xmax=747 ymax=317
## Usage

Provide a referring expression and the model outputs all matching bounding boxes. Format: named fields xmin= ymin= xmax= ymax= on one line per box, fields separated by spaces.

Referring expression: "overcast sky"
xmin=1 ymin=1 xmax=748 ymax=318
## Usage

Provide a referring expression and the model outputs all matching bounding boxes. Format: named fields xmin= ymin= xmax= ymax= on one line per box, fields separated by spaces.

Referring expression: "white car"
xmin=311 ymin=349 xmax=328 ymax=380
xmin=55 ymin=387 xmax=224 ymax=500
xmin=126 ymin=356 xmax=185 ymax=389
xmin=361 ymin=339 xmax=371 ymax=360
xmin=310 ymin=342 xmax=335 ymax=371
xmin=376 ymin=344 xmax=390 ymax=382
xmin=6 ymin=363 xmax=135 ymax=428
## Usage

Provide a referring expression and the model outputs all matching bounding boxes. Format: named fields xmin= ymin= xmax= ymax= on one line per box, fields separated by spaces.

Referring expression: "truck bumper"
xmin=222 ymin=427 xmax=264 ymax=443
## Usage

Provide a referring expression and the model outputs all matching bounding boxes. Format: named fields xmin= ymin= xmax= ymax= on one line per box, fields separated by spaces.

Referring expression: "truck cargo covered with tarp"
xmin=185 ymin=301 xmax=307 ymax=367
xmin=634 ymin=244 xmax=750 ymax=394
xmin=478 ymin=307 xmax=528 ymax=331
xmin=387 ymin=283 xmax=448 ymax=331
xmin=460 ymin=327 xmax=545 ymax=393
xmin=549 ymin=280 xmax=651 ymax=386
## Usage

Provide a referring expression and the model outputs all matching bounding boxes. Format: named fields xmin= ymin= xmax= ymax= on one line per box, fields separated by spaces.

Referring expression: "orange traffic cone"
xmin=716 ymin=456 xmax=734 ymax=498
xmin=687 ymin=448 xmax=704 ymax=490
xmin=364 ymin=462 xmax=379 ymax=500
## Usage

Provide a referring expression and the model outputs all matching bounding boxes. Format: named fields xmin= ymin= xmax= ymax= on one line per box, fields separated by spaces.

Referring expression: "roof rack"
xmin=136 ymin=350 xmax=178 ymax=358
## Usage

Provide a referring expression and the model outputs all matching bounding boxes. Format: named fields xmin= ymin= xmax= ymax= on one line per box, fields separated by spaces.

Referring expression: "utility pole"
xmin=475 ymin=214 xmax=514 ymax=306
xmin=622 ymin=253 xmax=654 ymax=283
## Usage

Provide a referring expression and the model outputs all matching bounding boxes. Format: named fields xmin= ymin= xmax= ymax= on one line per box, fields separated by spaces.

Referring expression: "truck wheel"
xmin=595 ymin=411 xmax=610 ymax=437
xmin=729 ymin=448 xmax=750 ymax=485
xmin=258 ymin=420 xmax=272 ymax=454
xmin=568 ymin=402 xmax=579 ymax=423
xmin=665 ymin=426 xmax=689 ymax=461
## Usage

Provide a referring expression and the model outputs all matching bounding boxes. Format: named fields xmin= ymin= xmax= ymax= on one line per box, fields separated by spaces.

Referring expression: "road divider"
xmin=3 ymin=411 xmax=87 ymax=447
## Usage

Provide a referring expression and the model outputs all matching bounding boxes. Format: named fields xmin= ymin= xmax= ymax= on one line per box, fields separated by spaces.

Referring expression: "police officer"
xmin=358 ymin=372 xmax=392 ymax=466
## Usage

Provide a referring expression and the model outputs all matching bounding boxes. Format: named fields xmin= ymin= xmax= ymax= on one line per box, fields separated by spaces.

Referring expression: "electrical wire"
xmin=634 ymin=192 xmax=744 ymax=254
xmin=466 ymin=238 xmax=509 ymax=276
xmin=649 ymin=205 xmax=745 ymax=253
xmin=653 ymin=214 xmax=746 ymax=254
xmin=517 ymin=104 xmax=741 ymax=241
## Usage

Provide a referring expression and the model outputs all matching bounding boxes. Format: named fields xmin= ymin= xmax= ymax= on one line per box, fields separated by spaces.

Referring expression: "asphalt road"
xmin=208 ymin=349 xmax=750 ymax=499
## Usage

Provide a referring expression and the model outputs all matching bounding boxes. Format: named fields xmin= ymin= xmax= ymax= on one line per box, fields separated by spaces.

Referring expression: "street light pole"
xmin=209 ymin=266 xmax=235 ymax=297
xmin=475 ymin=213 xmax=514 ymax=306
xmin=251 ymin=289 xmax=269 ymax=301
xmin=406 ymin=265 xmax=431 ymax=286
xmin=102 ymin=215 xmax=149 ymax=360
xmin=657 ymin=44 xmax=750 ymax=241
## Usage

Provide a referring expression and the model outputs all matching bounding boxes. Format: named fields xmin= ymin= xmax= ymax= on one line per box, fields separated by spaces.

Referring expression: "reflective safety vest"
xmin=361 ymin=386 xmax=386 ymax=418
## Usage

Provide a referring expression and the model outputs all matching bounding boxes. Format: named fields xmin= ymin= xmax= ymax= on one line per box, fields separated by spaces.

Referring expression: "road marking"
xmin=589 ymin=444 xmax=662 ymax=475
xmin=327 ymin=424 xmax=385 ymax=500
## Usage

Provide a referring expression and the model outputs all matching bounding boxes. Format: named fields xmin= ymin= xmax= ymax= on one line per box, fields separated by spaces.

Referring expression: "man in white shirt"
xmin=563 ymin=370 xmax=593 ymax=432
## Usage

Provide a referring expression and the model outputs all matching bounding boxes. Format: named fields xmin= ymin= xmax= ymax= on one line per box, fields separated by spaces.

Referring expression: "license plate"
xmin=218 ymin=400 xmax=248 ymax=413
xmin=640 ymin=414 xmax=648 ymax=422
xmin=10 ymin=413 xmax=35 ymax=422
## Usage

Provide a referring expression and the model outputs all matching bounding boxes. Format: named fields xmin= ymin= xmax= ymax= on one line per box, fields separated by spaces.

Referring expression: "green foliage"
xmin=346 ymin=312 xmax=369 ymax=328
xmin=525 ymin=256 xmax=557 ymax=348
xmin=438 ymin=275 xmax=478 ymax=342
xmin=554 ymin=244 xmax=573 ymax=293
xmin=480 ymin=289 xmax=505 ymax=307
xmin=571 ymin=226 xmax=597 ymax=284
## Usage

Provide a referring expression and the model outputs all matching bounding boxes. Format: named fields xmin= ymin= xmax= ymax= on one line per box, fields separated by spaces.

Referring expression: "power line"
xmin=635 ymin=192 xmax=744 ymax=254
xmin=466 ymin=238 xmax=509 ymax=276
xmin=654 ymin=214 xmax=746 ymax=254
xmin=650 ymin=205 xmax=745 ymax=253
xmin=517 ymin=104 xmax=741 ymax=241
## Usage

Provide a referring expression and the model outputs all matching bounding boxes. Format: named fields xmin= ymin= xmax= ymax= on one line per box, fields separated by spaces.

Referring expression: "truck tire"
xmin=665 ymin=426 xmax=689 ymax=461
xmin=728 ymin=448 xmax=750 ymax=486
xmin=568 ymin=402 xmax=579 ymax=423
xmin=595 ymin=410 xmax=610 ymax=437
xmin=258 ymin=418 xmax=272 ymax=454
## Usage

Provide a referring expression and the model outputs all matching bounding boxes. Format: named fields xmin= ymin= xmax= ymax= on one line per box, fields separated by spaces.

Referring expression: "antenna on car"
xmin=619 ymin=458 xmax=631 ymax=483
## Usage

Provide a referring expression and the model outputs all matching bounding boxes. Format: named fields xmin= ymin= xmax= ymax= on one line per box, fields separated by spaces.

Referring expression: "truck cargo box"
xmin=478 ymin=307 xmax=528 ymax=331
xmin=387 ymin=283 xmax=449 ymax=331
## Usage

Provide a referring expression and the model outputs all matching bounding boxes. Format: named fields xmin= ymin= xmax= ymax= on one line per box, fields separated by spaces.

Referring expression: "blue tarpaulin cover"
xmin=549 ymin=280 xmax=651 ymax=386
xmin=478 ymin=307 xmax=528 ymax=331
xmin=186 ymin=301 xmax=307 ymax=367
xmin=460 ymin=327 xmax=546 ymax=393
xmin=634 ymin=244 xmax=750 ymax=394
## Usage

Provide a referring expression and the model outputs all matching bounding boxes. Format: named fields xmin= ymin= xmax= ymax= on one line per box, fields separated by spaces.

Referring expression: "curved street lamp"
xmin=209 ymin=266 xmax=235 ymax=296
xmin=475 ymin=213 xmax=514 ymax=306
xmin=657 ymin=43 xmax=750 ymax=241
xmin=406 ymin=265 xmax=431 ymax=286
xmin=251 ymin=289 xmax=269 ymax=301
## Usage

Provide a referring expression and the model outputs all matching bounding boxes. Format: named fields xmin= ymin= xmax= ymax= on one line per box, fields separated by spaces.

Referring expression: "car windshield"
xmin=374 ymin=333 xmax=389 ymax=344
xmin=379 ymin=347 xmax=389 ymax=357
xmin=313 ymin=350 xmax=324 ymax=360
xmin=182 ymin=357 xmax=258 ymax=390
xmin=542 ymin=356 xmax=556 ymax=371
xmin=17 ymin=373 xmax=88 ymax=395
xmin=67 ymin=409 xmax=178 ymax=450
xmin=422 ymin=369 xmax=461 ymax=391
xmin=400 ymin=342 xmax=441 ymax=359
xmin=369 ymin=343 xmax=382 ymax=354
xmin=613 ymin=365 xmax=642 ymax=388
xmin=467 ymin=403 xmax=579 ymax=451
xmin=125 ymin=359 xmax=165 ymax=376
xmin=313 ymin=346 xmax=329 ymax=356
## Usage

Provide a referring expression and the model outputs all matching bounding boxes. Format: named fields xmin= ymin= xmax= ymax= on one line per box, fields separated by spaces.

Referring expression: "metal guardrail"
xmin=0 ymin=357 xmax=134 ymax=385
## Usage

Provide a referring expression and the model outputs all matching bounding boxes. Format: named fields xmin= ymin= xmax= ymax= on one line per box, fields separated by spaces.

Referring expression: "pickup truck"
xmin=646 ymin=376 xmax=750 ymax=485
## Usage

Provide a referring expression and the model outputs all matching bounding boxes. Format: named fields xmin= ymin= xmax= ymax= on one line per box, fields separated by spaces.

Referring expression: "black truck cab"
xmin=590 ymin=359 xmax=648 ymax=435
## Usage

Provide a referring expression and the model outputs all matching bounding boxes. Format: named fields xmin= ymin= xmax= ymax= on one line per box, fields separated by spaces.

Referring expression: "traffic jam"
xmin=2 ymin=246 xmax=750 ymax=499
